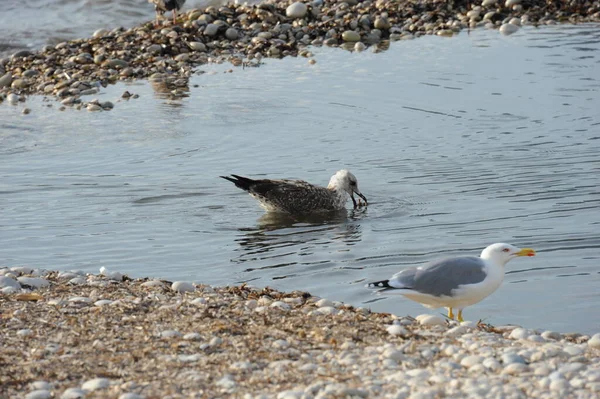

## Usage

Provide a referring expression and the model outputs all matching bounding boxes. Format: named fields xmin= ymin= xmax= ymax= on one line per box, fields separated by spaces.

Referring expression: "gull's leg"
xmin=457 ymin=309 xmax=464 ymax=322
xmin=447 ymin=307 xmax=454 ymax=320
xmin=173 ymin=9 xmax=178 ymax=24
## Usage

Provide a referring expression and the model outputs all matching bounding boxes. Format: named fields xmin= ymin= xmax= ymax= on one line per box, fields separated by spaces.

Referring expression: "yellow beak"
xmin=515 ymin=248 xmax=536 ymax=257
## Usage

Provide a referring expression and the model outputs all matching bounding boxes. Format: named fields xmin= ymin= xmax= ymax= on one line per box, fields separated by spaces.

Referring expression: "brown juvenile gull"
xmin=220 ymin=169 xmax=368 ymax=214
xmin=366 ymin=243 xmax=536 ymax=322
xmin=148 ymin=0 xmax=186 ymax=25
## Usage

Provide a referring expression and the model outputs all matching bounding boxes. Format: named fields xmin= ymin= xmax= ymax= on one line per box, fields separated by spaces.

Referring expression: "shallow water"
xmin=1 ymin=24 xmax=600 ymax=334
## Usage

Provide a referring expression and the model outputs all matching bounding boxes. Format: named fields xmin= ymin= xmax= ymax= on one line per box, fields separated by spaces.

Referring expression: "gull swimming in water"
xmin=148 ymin=0 xmax=186 ymax=25
xmin=220 ymin=169 xmax=368 ymax=214
xmin=366 ymin=243 xmax=536 ymax=322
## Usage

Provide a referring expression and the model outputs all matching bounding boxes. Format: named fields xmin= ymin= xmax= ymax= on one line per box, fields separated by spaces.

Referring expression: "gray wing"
xmin=388 ymin=256 xmax=488 ymax=297
xmin=251 ymin=179 xmax=339 ymax=213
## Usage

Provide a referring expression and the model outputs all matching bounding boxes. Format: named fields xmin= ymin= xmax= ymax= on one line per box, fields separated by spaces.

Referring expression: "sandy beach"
xmin=1 ymin=267 xmax=599 ymax=398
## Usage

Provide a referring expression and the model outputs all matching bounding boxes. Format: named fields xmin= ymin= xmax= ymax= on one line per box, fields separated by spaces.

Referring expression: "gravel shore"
xmin=1 ymin=267 xmax=599 ymax=399
xmin=1 ymin=0 xmax=600 ymax=111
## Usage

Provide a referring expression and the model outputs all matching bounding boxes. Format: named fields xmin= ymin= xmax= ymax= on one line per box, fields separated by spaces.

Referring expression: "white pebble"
xmin=99 ymin=267 xmax=123 ymax=281
xmin=482 ymin=358 xmax=501 ymax=371
xmin=286 ymin=2 xmax=308 ymax=19
xmin=386 ymin=325 xmax=408 ymax=336
xmin=588 ymin=333 xmax=600 ymax=349
xmin=183 ymin=333 xmax=202 ymax=341
xmin=25 ymin=390 xmax=52 ymax=399
xmin=549 ymin=379 xmax=570 ymax=392
xmin=94 ymin=299 xmax=113 ymax=306
xmin=273 ymin=339 xmax=289 ymax=349
xmin=31 ymin=382 xmax=52 ymax=390
xmin=118 ymin=394 xmax=144 ymax=399
xmin=11 ymin=266 xmax=34 ymax=274
xmin=315 ymin=298 xmax=333 ymax=308
xmin=17 ymin=328 xmax=33 ymax=337
xmin=270 ymin=301 xmax=291 ymax=311
xmin=216 ymin=375 xmax=236 ymax=389
xmin=190 ymin=297 xmax=207 ymax=305
xmin=140 ymin=280 xmax=164 ymax=288
xmin=482 ymin=0 xmax=497 ymax=6
xmin=503 ymin=363 xmax=528 ymax=375
xmin=541 ymin=331 xmax=560 ymax=340
xmin=563 ymin=345 xmax=584 ymax=356
xmin=502 ymin=353 xmax=525 ymax=364
xmin=509 ymin=327 xmax=530 ymax=340
xmin=160 ymin=330 xmax=182 ymax=339
xmin=460 ymin=355 xmax=483 ymax=368
xmin=58 ymin=272 xmax=79 ymax=280
xmin=171 ymin=281 xmax=195 ymax=293
xmin=81 ymin=378 xmax=110 ymax=391
xmin=528 ymin=334 xmax=546 ymax=343
xmin=406 ymin=368 xmax=431 ymax=379
xmin=68 ymin=296 xmax=92 ymax=303
xmin=60 ymin=388 xmax=87 ymax=399
xmin=0 ymin=276 xmax=21 ymax=289
xmin=245 ymin=299 xmax=257 ymax=309
xmin=2 ymin=286 xmax=19 ymax=294
xmin=505 ymin=0 xmax=521 ymax=6
xmin=314 ymin=306 xmax=338 ymax=315
xmin=446 ymin=325 xmax=468 ymax=336
xmin=499 ymin=23 xmax=519 ymax=36
xmin=68 ymin=277 xmax=87 ymax=285
xmin=382 ymin=348 xmax=404 ymax=362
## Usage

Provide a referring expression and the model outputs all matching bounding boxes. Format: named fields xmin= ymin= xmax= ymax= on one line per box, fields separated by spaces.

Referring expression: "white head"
xmin=480 ymin=243 xmax=536 ymax=266
xmin=327 ymin=169 xmax=368 ymax=208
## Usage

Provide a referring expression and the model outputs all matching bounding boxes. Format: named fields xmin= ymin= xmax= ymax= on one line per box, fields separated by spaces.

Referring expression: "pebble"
xmin=99 ymin=267 xmax=123 ymax=281
xmin=270 ymin=301 xmax=291 ymax=311
xmin=17 ymin=328 xmax=33 ymax=337
xmin=502 ymin=353 xmax=526 ymax=364
xmin=69 ymin=277 xmax=87 ymax=285
xmin=482 ymin=0 xmax=498 ymax=6
xmin=386 ymin=325 xmax=408 ymax=336
xmin=188 ymin=42 xmax=207 ymax=52
xmin=505 ymin=0 xmax=522 ymax=6
xmin=286 ymin=2 xmax=308 ymax=19
xmin=342 ymin=31 xmax=361 ymax=42
xmin=541 ymin=331 xmax=562 ymax=341
xmin=418 ymin=315 xmax=445 ymax=326
xmin=460 ymin=355 xmax=483 ymax=368
xmin=160 ymin=330 xmax=182 ymax=339
xmin=25 ymin=390 xmax=52 ymax=399
xmin=588 ymin=333 xmax=600 ymax=349
xmin=81 ymin=378 xmax=110 ymax=391
xmin=171 ymin=281 xmax=195 ymax=293
xmin=315 ymin=298 xmax=333 ymax=308
xmin=0 ymin=276 xmax=21 ymax=289
xmin=17 ymin=277 xmax=50 ymax=289
xmin=509 ymin=328 xmax=531 ymax=340
xmin=190 ymin=297 xmax=207 ymax=305
xmin=225 ymin=28 xmax=239 ymax=41
xmin=183 ymin=332 xmax=202 ymax=341
xmin=68 ymin=296 xmax=92 ymax=303
xmin=499 ymin=23 xmax=520 ymax=35
xmin=118 ymin=394 xmax=144 ymax=399
xmin=11 ymin=266 xmax=33 ymax=274
xmin=60 ymin=388 xmax=87 ymax=399
xmin=94 ymin=299 xmax=113 ymax=306
xmin=86 ymin=103 xmax=102 ymax=112
xmin=0 ymin=72 xmax=12 ymax=88
xmin=140 ymin=280 xmax=164 ymax=288
xmin=31 ymin=382 xmax=52 ymax=390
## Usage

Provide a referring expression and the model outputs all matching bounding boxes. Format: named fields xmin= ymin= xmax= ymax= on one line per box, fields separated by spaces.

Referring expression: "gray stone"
xmin=203 ymin=24 xmax=219 ymax=36
xmin=286 ymin=2 xmax=308 ymax=19
xmin=342 ymin=31 xmax=360 ymax=42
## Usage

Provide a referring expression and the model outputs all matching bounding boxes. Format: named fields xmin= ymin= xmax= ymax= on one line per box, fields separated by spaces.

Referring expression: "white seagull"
xmin=148 ymin=0 xmax=186 ymax=25
xmin=366 ymin=243 xmax=536 ymax=322
xmin=220 ymin=169 xmax=368 ymax=214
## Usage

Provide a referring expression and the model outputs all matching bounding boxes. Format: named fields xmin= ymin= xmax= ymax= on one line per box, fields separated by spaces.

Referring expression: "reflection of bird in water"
xmin=220 ymin=170 xmax=368 ymax=214
xmin=149 ymin=0 xmax=186 ymax=26
xmin=234 ymin=211 xmax=366 ymax=265
xmin=367 ymin=243 xmax=536 ymax=322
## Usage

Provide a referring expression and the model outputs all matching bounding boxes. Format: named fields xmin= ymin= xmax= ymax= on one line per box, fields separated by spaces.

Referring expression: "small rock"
xmin=505 ymin=0 xmax=521 ymax=6
xmin=68 ymin=296 xmax=92 ymax=303
xmin=30 ymin=382 xmax=51 ymax=391
xmin=172 ymin=281 xmax=195 ymax=293
xmin=69 ymin=277 xmax=87 ymax=285
xmin=502 ymin=353 xmax=525 ymax=364
xmin=541 ymin=331 xmax=561 ymax=341
xmin=225 ymin=28 xmax=238 ymax=40
xmin=141 ymin=280 xmax=163 ymax=288
xmin=203 ymin=24 xmax=219 ymax=36
xmin=0 ymin=72 xmax=12 ymax=88
xmin=315 ymin=298 xmax=333 ymax=307
xmin=25 ymin=390 xmax=52 ymax=399
xmin=588 ymin=333 xmax=600 ymax=349
xmin=87 ymin=103 xmax=102 ymax=112
xmin=60 ymin=388 xmax=87 ymax=399
xmin=499 ymin=23 xmax=519 ymax=35
xmin=386 ymin=325 xmax=408 ymax=336
xmin=93 ymin=29 xmax=109 ymax=38
xmin=102 ymin=59 xmax=129 ymax=69
xmin=183 ymin=332 xmax=202 ymax=341
xmin=160 ymin=330 xmax=182 ymax=339
xmin=17 ymin=329 xmax=33 ymax=337
xmin=17 ymin=277 xmax=50 ymax=289
xmin=22 ymin=108 xmax=31 ymax=115
xmin=286 ymin=2 xmax=308 ymax=19
xmin=81 ymin=378 xmax=110 ymax=391
xmin=188 ymin=42 xmax=207 ymax=52
xmin=0 ymin=276 xmax=21 ymax=289
xmin=460 ymin=355 xmax=483 ymax=368
xmin=509 ymin=328 xmax=530 ymax=340
xmin=374 ymin=17 xmax=391 ymax=30
xmin=270 ymin=301 xmax=291 ymax=311
xmin=482 ymin=0 xmax=497 ymax=6
xmin=94 ymin=299 xmax=113 ymax=306
xmin=118 ymin=394 xmax=144 ymax=399
xmin=342 ymin=31 xmax=360 ymax=42
xmin=190 ymin=297 xmax=207 ymax=305
xmin=273 ymin=339 xmax=289 ymax=349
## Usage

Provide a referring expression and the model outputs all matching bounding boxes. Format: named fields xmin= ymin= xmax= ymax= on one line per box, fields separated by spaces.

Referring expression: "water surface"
xmin=1 ymin=25 xmax=599 ymax=334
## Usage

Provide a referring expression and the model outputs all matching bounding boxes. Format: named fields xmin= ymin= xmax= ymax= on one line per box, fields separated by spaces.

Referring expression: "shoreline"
xmin=1 ymin=267 xmax=599 ymax=398
xmin=1 ymin=0 xmax=600 ymax=111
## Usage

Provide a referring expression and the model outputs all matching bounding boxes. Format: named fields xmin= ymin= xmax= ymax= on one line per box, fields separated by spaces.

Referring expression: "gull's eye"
xmin=502 ymin=248 xmax=510 ymax=252
xmin=349 ymin=181 xmax=356 ymax=186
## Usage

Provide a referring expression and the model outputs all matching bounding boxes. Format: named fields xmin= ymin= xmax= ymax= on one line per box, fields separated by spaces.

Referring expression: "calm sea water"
xmin=1 ymin=9 xmax=599 ymax=333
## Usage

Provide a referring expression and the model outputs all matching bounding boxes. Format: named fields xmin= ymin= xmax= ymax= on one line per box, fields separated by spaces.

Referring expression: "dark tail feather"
xmin=220 ymin=174 xmax=256 ymax=192
xmin=365 ymin=280 xmax=391 ymax=289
